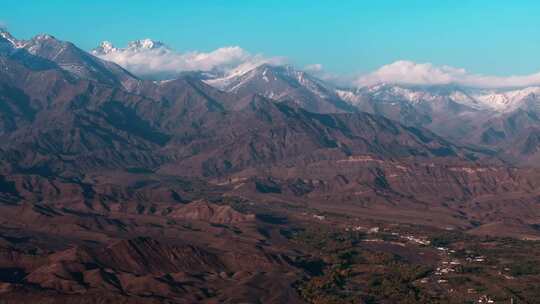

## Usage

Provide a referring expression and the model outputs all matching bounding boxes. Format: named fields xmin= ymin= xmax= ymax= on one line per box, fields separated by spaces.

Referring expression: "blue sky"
xmin=2 ymin=1 xmax=540 ymax=78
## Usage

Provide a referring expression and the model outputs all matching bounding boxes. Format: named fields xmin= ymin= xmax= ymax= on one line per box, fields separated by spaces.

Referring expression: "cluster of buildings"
xmin=477 ymin=294 xmax=495 ymax=303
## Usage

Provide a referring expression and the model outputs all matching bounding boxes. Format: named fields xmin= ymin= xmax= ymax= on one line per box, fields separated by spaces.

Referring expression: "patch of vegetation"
xmin=293 ymin=228 xmax=436 ymax=303
xmin=509 ymin=260 xmax=540 ymax=277
xmin=291 ymin=227 xmax=365 ymax=253
xmin=429 ymin=231 xmax=467 ymax=247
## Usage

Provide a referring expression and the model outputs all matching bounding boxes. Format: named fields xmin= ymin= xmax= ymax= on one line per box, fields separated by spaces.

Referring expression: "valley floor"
xmin=0 ymin=192 xmax=539 ymax=304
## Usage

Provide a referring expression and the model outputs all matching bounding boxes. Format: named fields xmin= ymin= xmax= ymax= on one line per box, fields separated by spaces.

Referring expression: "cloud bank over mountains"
xmin=355 ymin=60 xmax=540 ymax=89
xmin=92 ymin=39 xmax=285 ymax=79
xmin=92 ymin=38 xmax=540 ymax=89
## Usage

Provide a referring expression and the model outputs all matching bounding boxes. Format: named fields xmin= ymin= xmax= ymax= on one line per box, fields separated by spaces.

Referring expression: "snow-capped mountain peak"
xmin=0 ymin=31 xmax=140 ymax=89
xmin=33 ymin=33 xmax=56 ymax=41
xmin=203 ymin=63 xmax=355 ymax=113
xmin=126 ymin=38 xmax=167 ymax=51
xmin=92 ymin=41 xmax=117 ymax=55
xmin=92 ymin=39 xmax=169 ymax=57
xmin=203 ymin=61 xmax=268 ymax=89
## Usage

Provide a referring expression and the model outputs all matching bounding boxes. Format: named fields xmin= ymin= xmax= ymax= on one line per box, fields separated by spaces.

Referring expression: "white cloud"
xmin=93 ymin=38 xmax=540 ymax=89
xmin=355 ymin=60 xmax=540 ymax=89
xmin=92 ymin=39 xmax=284 ymax=79
xmin=0 ymin=21 xmax=7 ymax=30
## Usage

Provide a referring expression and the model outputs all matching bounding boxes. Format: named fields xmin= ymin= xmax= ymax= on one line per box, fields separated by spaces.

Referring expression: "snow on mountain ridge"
xmin=0 ymin=31 xmax=141 ymax=89
xmin=205 ymin=63 xmax=335 ymax=101
xmin=203 ymin=60 xmax=267 ymax=89
xmin=0 ymin=30 xmax=24 ymax=49
xmin=471 ymin=87 xmax=540 ymax=112
xmin=337 ymin=84 xmax=540 ymax=113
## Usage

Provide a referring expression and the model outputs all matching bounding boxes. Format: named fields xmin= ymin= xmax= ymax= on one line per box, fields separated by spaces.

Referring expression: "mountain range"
xmin=1 ymin=31 xmax=540 ymax=303
xmin=90 ymin=38 xmax=540 ymax=166
xmin=199 ymin=59 xmax=540 ymax=166
xmin=2 ymin=29 xmax=540 ymax=235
